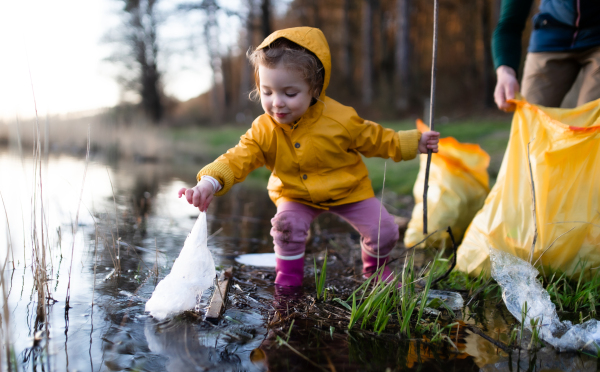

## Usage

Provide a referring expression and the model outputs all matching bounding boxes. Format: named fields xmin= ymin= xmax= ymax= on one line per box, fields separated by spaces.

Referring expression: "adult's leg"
xmin=330 ymin=198 xmax=399 ymax=279
xmin=271 ymin=201 xmax=322 ymax=286
xmin=576 ymin=47 xmax=600 ymax=106
xmin=521 ymin=51 xmax=580 ymax=107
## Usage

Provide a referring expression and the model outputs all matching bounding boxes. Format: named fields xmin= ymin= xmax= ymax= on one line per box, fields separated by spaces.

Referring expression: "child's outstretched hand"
xmin=178 ymin=180 xmax=215 ymax=212
xmin=418 ymin=131 xmax=440 ymax=154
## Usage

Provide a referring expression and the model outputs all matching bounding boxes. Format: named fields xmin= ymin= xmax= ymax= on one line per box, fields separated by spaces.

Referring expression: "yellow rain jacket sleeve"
xmin=196 ymin=27 xmax=422 ymax=209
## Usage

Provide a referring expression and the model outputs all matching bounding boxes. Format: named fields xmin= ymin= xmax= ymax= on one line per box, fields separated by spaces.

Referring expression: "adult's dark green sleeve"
xmin=492 ymin=0 xmax=534 ymax=73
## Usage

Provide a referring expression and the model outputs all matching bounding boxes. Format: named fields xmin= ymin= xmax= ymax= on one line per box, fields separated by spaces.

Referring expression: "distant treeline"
xmin=110 ymin=0 xmax=536 ymax=125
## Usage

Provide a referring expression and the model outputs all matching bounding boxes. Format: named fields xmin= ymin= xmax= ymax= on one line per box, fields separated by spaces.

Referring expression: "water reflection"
xmin=144 ymin=313 xmax=266 ymax=371
xmin=3 ymin=148 xmax=600 ymax=372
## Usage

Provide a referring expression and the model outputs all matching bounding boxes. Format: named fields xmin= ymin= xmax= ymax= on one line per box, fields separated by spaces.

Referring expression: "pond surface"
xmin=1 ymin=148 xmax=597 ymax=371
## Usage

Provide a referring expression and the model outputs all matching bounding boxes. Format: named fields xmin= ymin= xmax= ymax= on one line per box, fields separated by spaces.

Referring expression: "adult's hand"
xmin=494 ymin=65 xmax=520 ymax=112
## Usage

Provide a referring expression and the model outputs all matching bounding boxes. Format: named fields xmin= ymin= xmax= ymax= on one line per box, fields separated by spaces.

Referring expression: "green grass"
xmin=335 ymin=251 xmax=452 ymax=338
xmin=169 ymin=117 xmax=512 ymax=194
xmin=314 ymin=250 xmax=328 ymax=301
xmin=542 ymin=261 xmax=600 ymax=315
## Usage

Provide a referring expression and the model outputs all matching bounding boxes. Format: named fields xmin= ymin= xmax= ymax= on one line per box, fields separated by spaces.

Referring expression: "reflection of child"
xmin=179 ymin=27 xmax=439 ymax=287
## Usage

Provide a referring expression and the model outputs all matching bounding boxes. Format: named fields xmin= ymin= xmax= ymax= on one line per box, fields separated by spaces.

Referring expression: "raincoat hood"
xmin=257 ymin=27 xmax=331 ymax=103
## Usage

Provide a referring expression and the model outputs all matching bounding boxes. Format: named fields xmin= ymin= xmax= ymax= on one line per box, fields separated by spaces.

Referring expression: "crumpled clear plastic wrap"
xmin=145 ymin=213 xmax=216 ymax=320
xmin=427 ymin=290 xmax=464 ymax=311
xmin=490 ymin=248 xmax=600 ymax=352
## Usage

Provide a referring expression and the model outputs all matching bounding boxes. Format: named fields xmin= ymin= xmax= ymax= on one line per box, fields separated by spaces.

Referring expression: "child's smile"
xmin=259 ymin=64 xmax=313 ymax=125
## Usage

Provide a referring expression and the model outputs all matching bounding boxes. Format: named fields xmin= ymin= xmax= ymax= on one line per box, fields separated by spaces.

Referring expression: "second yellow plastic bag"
xmin=457 ymin=98 xmax=600 ymax=276
xmin=404 ymin=120 xmax=490 ymax=249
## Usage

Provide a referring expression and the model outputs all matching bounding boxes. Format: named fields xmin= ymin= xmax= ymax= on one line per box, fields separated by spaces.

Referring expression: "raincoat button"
xmin=302 ymin=174 xmax=307 ymax=180
xmin=295 ymin=142 xmax=300 ymax=148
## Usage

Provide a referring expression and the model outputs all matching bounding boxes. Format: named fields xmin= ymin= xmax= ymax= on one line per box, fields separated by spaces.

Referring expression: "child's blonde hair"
xmin=247 ymin=38 xmax=325 ymax=102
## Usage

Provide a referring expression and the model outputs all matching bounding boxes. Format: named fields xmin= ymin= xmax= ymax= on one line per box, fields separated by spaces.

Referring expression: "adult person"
xmin=493 ymin=0 xmax=600 ymax=111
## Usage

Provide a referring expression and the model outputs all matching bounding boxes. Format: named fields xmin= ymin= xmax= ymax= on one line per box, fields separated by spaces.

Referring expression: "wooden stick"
xmin=206 ymin=267 xmax=233 ymax=323
xmin=423 ymin=0 xmax=439 ymax=234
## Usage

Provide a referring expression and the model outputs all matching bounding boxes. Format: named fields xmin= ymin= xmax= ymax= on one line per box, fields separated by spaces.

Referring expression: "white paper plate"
xmin=235 ymin=253 xmax=276 ymax=268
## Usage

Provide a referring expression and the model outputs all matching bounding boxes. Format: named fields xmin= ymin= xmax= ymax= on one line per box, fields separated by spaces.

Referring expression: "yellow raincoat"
xmin=198 ymin=27 xmax=421 ymax=209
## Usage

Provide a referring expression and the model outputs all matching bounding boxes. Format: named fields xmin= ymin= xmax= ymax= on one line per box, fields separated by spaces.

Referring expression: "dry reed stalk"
xmin=527 ymin=141 xmax=538 ymax=263
xmin=106 ymin=168 xmax=121 ymax=274
xmin=154 ymin=238 xmax=159 ymax=278
xmin=376 ymin=161 xmax=387 ymax=263
xmin=0 ymin=191 xmax=15 ymax=270
xmin=422 ymin=0 xmax=439 ymax=235
xmin=0 ymin=268 xmax=14 ymax=372
xmin=28 ymin=74 xmax=52 ymax=370
xmin=533 ymin=227 xmax=576 ymax=267
xmin=65 ymin=125 xmax=91 ymax=310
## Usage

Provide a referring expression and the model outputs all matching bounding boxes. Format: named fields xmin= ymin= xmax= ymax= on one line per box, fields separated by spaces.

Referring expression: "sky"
xmin=0 ymin=0 xmax=244 ymax=122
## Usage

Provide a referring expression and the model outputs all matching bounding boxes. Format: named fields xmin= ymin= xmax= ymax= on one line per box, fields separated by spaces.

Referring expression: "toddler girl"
xmin=179 ymin=27 xmax=439 ymax=287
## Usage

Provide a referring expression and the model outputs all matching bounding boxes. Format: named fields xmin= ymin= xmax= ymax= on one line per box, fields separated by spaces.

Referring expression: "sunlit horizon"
xmin=0 ymin=0 xmax=246 ymax=122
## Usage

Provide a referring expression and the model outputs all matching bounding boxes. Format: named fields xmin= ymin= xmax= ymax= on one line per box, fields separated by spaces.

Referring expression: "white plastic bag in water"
xmin=491 ymin=248 xmax=600 ymax=352
xmin=146 ymin=213 xmax=216 ymax=320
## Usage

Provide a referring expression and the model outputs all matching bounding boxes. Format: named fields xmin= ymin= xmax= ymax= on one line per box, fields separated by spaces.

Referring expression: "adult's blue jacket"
xmin=492 ymin=0 xmax=600 ymax=72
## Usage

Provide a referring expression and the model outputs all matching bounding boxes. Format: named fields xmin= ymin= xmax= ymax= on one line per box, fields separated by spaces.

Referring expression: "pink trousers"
xmin=270 ymin=197 xmax=399 ymax=261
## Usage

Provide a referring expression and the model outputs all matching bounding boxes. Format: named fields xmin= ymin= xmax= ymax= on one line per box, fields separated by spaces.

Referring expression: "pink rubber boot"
xmin=275 ymin=257 xmax=304 ymax=287
xmin=361 ymin=250 xmax=400 ymax=287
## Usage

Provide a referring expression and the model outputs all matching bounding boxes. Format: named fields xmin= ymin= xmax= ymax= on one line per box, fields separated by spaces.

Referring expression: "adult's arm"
xmin=492 ymin=0 xmax=534 ymax=111
xmin=492 ymin=0 xmax=534 ymax=72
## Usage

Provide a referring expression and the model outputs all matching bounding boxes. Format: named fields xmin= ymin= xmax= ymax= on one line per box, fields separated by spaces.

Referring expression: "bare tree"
xmin=362 ymin=0 xmax=373 ymax=106
xmin=340 ymin=0 xmax=353 ymax=87
xmin=481 ymin=0 xmax=495 ymax=107
xmin=395 ymin=0 xmax=411 ymax=111
xmin=179 ymin=0 xmax=242 ymax=124
xmin=261 ymin=0 xmax=272 ymax=38
xmin=239 ymin=0 xmax=256 ymax=115
xmin=106 ymin=0 xmax=164 ymax=123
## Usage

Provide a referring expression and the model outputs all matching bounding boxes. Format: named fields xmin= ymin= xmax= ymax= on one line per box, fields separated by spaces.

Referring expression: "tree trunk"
xmin=395 ymin=0 xmax=410 ymax=111
xmin=261 ymin=0 xmax=271 ymax=38
xmin=204 ymin=2 xmax=225 ymax=125
xmin=129 ymin=0 xmax=163 ymax=123
xmin=340 ymin=0 xmax=353 ymax=88
xmin=481 ymin=0 xmax=495 ymax=107
xmin=361 ymin=0 xmax=373 ymax=106
xmin=238 ymin=0 xmax=255 ymax=114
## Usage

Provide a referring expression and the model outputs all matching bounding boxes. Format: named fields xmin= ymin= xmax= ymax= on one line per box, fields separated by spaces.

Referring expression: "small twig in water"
xmin=275 ymin=336 xmax=329 ymax=372
xmin=465 ymin=324 xmax=515 ymax=353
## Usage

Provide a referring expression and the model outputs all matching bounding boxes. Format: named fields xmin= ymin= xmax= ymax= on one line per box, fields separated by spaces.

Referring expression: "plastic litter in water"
xmin=427 ymin=290 xmax=464 ymax=311
xmin=145 ymin=213 xmax=216 ymax=320
xmin=490 ymin=248 xmax=600 ymax=353
xmin=235 ymin=253 xmax=276 ymax=267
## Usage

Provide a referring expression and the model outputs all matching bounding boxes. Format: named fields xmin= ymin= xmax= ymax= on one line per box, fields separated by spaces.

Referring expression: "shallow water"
xmin=1 ymin=148 xmax=598 ymax=371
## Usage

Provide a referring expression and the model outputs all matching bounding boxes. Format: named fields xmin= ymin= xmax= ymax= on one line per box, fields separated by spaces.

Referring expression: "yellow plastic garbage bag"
xmin=404 ymin=120 xmax=490 ymax=249
xmin=457 ymin=98 xmax=600 ymax=276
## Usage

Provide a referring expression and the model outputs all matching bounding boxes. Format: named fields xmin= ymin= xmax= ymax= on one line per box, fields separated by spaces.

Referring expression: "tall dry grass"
xmin=0 ymin=123 xmax=8 ymax=146
xmin=5 ymin=111 xmax=178 ymax=162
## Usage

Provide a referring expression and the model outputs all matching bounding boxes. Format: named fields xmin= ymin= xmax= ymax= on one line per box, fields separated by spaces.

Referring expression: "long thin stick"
xmin=376 ymin=161 xmax=387 ymax=265
xmin=423 ymin=0 xmax=439 ymax=234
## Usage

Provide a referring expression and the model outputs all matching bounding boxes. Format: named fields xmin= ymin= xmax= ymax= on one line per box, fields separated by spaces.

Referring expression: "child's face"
xmin=259 ymin=64 xmax=313 ymax=125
